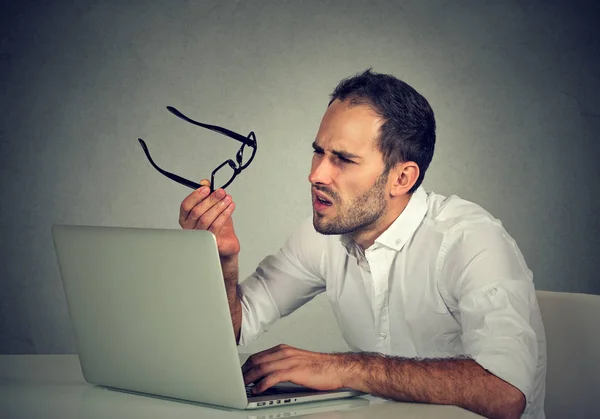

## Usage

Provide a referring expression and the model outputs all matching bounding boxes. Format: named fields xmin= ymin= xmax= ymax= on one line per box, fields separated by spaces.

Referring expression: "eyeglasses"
xmin=138 ymin=106 xmax=257 ymax=193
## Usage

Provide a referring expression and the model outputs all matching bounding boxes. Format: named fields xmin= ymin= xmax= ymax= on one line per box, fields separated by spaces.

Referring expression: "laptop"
xmin=51 ymin=225 xmax=362 ymax=410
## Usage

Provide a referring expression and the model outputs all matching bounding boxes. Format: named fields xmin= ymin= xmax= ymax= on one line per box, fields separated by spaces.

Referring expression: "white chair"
xmin=536 ymin=290 xmax=600 ymax=418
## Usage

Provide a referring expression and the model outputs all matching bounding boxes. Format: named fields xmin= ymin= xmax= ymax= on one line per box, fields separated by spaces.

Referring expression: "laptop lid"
xmin=52 ymin=225 xmax=249 ymax=409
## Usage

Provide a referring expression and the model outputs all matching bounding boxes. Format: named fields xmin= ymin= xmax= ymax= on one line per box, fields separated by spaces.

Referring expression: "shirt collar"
xmin=339 ymin=187 xmax=428 ymax=253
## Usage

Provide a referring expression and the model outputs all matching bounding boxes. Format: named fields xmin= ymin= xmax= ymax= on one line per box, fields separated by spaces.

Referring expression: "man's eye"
xmin=338 ymin=156 xmax=354 ymax=164
xmin=313 ymin=149 xmax=324 ymax=155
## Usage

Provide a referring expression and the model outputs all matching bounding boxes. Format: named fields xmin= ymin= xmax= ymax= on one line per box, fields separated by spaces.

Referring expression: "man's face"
xmin=309 ymin=99 xmax=390 ymax=235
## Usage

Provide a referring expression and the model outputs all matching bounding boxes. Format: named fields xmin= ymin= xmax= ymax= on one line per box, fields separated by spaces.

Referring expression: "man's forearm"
xmin=220 ymin=255 xmax=242 ymax=343
xmin=341 ymin=353 xmax=525 ymax=419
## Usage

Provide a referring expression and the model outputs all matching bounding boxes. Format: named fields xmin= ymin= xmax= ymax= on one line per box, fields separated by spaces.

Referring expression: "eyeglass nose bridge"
xmin=227 ymin=159 xmax=238 ymax=171
xmin=236 ymin=146 xmax=245 ymax=166
xmin=237 ymin=132 xmax=257 ymax=170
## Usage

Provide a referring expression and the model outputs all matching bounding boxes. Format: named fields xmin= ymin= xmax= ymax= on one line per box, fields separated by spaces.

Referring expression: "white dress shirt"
xmin=239 ymin=187 xmax=546 ymax=419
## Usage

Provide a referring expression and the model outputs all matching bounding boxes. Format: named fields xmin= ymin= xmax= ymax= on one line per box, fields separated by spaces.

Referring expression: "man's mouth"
xmin=316 ymin=196 xmax=333 ymax=206
xmin=313 ymin=189 xmax=334 ymax=211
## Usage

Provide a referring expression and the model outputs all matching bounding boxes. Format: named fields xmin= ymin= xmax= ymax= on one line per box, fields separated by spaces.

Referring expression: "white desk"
xmin=0 ymin=355 xmax=483 ymax=419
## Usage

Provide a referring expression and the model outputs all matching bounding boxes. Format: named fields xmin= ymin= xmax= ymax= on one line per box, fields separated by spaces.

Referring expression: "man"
xmin=179 ymin=70 xmax=546 ymax=419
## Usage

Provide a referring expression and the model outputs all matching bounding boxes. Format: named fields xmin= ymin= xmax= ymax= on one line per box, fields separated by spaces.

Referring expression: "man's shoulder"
xmin=423 ymin=190 xmax=503 ymax=235
xmin=422 ymin=190 xmax=527 ymax=274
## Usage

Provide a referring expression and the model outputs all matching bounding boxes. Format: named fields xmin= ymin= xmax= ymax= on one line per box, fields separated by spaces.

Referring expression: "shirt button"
xmin=489 ymin=287 xmax=497 ymax=296
xmin=379 ymin=332 xmax=387 ymax=339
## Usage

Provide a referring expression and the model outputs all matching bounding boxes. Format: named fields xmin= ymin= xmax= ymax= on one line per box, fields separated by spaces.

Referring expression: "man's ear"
xmin=389 ymin=161 xmax=420 ymax=196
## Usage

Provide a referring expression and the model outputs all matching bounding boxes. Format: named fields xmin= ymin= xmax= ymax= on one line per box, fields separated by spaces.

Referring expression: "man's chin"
xmin=312 ymin=214 xmax=340 ymax=235
xmin=312 ymin=214 xmax=327 ymax=234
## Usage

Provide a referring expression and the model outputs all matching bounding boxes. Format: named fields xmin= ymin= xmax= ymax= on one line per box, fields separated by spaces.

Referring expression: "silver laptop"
xmin=51 ymin=225 xmax=362 ymax=410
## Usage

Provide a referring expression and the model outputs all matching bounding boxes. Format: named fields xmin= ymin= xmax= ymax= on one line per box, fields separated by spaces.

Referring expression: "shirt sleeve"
xmin=238 ymin=217 xmax=327 ymax=346
xmin=438 ymin=221 xmax=539 ymax=407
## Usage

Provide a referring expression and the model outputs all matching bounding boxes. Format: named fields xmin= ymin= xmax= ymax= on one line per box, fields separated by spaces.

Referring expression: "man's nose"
xmin=309 ymin=158 xmax=333 ymax=185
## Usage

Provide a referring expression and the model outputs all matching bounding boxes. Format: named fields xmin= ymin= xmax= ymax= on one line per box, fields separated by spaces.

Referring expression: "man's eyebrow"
xmin=312 ymin=141 xmax=362 ymax=160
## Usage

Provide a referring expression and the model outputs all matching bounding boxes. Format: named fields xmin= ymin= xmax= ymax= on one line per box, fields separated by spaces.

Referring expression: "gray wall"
xmin=1 ymin=0 xmax=598 ymax=354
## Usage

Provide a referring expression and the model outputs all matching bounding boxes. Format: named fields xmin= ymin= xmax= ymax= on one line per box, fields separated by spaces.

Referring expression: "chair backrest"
xmin=536 ymin=290 xmax=600 ymax=419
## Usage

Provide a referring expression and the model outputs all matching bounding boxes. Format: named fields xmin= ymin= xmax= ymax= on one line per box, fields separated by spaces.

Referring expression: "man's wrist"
xmin=220 ymin=254 xmax=239 ymax=284
xmin=335 ymin=352 xmax=372 ymax=391
xmin=220 ymin=253 xmax=238 ymax=264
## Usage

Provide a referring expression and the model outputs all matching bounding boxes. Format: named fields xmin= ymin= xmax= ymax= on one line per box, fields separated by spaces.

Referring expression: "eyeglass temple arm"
xmin=166 ymin=106 xmax=256 ymax=146
xmin=138 ymin=139 xmax=201 ymax=190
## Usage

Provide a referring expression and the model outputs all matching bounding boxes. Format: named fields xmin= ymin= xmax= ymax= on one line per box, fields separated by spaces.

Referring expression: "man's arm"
xmin=220 ymin=254 xmax=242 ymax=343
xmin=179 ymin=180 xmax=242 ymax=341
xmin=236 ymin=217 xmax=328 ymax=345
xmin=343 ymin=353 xmax=525 ymax=419
xmin=242 ymin=346 xmax=525 ymax=419
xmin=179 ymin=184 xmax=327 ymax=346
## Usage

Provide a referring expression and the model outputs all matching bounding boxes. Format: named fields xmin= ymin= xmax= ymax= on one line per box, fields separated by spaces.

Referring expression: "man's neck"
xmin=352 ymin=193 xmax=412 ymax=250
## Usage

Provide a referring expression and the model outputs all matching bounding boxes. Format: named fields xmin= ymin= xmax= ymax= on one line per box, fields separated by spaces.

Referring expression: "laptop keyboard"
xmin=245 ymin=384 xmax=282 ymax=397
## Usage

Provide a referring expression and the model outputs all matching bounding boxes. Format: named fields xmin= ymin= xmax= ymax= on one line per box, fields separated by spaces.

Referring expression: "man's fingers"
xmin=199 ymin=179 xmax=211 ymax=188
xmin=182 ymin=188 xmax=228 ymax=227
xmin=179 ymin=186 xmax=211 ymax=226
xmin=252 ymin=370 xmax=296 ymax=394
xmin=192 ymin=193 xmax=232 ymax=230
xmin=244 ymin=358 xmax=298 ymax=387
xmin=242 ymin=344 xmax=296 ymax=375
xmin=205 ymin=202 xmax=235 ymax=234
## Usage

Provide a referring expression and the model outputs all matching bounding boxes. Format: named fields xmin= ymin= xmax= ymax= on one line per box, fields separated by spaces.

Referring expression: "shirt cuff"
xmin=472 ymin=345 xmax=535 ymax=410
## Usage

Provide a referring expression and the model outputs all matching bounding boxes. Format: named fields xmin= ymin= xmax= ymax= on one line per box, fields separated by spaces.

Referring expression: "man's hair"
xmin=329 ymin=69 xmax=436 ymax=193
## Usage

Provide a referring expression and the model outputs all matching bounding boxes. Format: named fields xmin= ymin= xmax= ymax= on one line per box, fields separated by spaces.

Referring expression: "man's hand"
xmin=242 ymin=344 xmax=349 ymax=394
xmin=179 ymin=179 xmax=240 ymax=258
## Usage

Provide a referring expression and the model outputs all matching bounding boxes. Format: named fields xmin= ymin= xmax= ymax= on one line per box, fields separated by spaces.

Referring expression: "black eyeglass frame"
xmin=138 ymin=106 xmax=257 ymax=193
